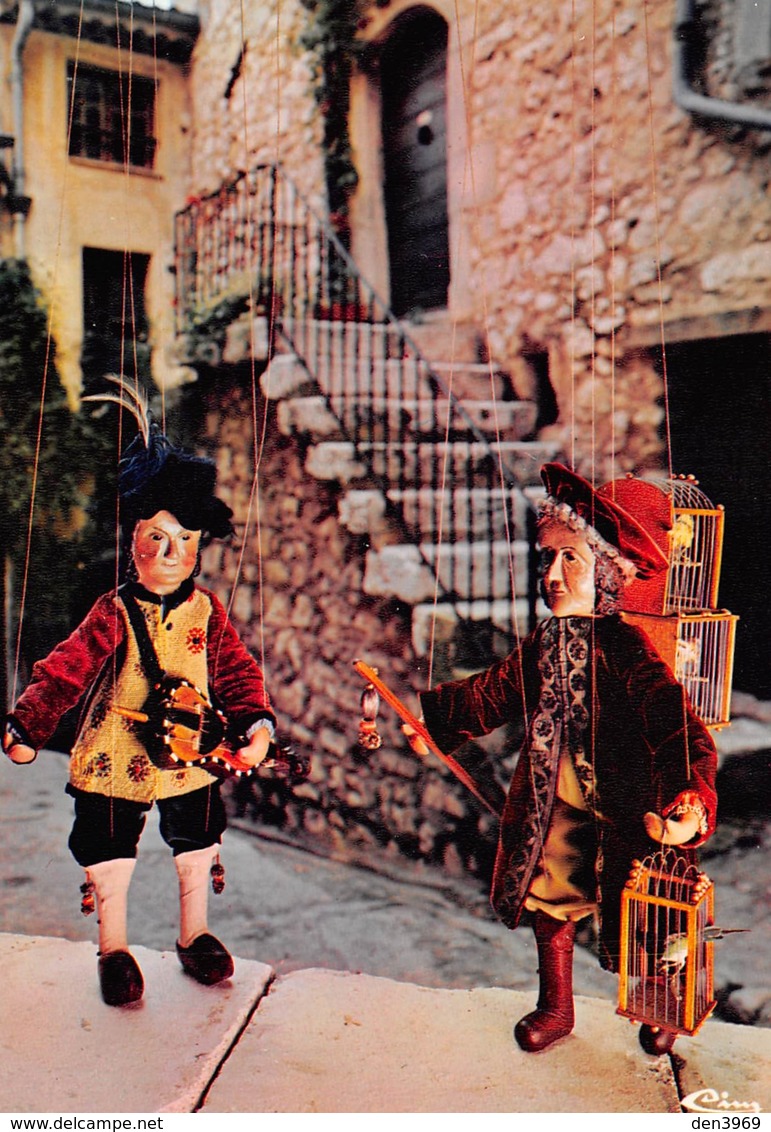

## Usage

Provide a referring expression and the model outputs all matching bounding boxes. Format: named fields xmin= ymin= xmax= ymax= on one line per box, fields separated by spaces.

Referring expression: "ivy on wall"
xmin=298 ymin=0 xmax=368 ymax=243
xmin=0 ymin=259 xmax=111 ymax=703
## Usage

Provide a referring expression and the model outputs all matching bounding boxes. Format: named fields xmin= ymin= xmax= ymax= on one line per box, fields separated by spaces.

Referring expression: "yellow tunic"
xmin=524 ymin=751 xmax=599 ymax=922
xmin=70 ymin=590 xmax=218 ymax=802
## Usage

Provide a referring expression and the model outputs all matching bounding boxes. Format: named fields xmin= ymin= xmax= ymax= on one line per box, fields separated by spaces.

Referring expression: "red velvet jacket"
xmin=420 ymin=615 xmax=718 ymax=971
xmin=10 ymin=580 xmax=275 ymax=767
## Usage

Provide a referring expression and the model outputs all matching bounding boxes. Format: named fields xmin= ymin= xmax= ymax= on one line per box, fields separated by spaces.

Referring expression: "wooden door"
xmin=381 ymin=8 xmax=450 ymax=317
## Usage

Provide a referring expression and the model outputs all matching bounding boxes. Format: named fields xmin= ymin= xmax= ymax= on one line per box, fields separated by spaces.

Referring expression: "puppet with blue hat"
xmin=3 ymin=381 xmax=281 ymax=1006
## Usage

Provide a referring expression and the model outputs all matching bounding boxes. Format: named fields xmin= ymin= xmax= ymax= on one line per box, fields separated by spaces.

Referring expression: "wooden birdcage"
xmin=662 ymin=477 xmax=726 ymax=615
xmin=610 ymin=473 xmax=738 ymax=730
xmin=621 ymin=609 xmax=738 ymax=728
xmin=617 ymin=475 xmax=726 ymax=617
xmin=618 ymin=850 xmax=716 ymax=1037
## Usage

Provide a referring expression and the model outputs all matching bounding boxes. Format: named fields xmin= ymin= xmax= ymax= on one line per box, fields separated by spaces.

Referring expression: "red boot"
xmin=515 ymin=913 xmax=576 ymax=1052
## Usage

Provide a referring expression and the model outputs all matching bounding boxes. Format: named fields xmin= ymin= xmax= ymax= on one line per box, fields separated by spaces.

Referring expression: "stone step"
xmin=336 ymin=483 xmax=536 ymax=563
xmin=399 ymin=317 xmax=484 ymax=362
xmin=362 ymin=540 xmax=529 ymax=606
xmin=305 ymin=439 xmax=559 ymax=487
xmin=386 ymin=485 xmax=531 ymax=541
xmin=261 ymin=352 xmax=315 ymax=400
xmin=277 ymin=395 xmax=537 ymax=444
xmin=427 ymin=361 xmax=513 ymax=402
xmin=319 ymin=358 xmax=509 ymax=404
xmin=279 ymin=313 xmax=484 ymax=364
xmin=278 ymin=318 xmax=410 ymax=382
xmin=264 ymin=347 xmax=513 ymax=404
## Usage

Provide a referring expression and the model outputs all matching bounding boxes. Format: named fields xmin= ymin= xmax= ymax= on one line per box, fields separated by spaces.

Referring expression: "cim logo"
xmin=683 ymin=1087 xmax=762 ymax=1115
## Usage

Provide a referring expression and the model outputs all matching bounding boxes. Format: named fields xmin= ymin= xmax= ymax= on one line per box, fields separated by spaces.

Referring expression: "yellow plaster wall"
xmin=0 ymin=27 xmax=17 ymax=260
xmin=17 ymin=29 xmax=194 ymax=402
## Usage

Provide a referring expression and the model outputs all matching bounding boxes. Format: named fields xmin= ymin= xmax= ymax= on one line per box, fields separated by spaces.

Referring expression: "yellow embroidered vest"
xmin=70 ymin=590 xmax=218 ymax=802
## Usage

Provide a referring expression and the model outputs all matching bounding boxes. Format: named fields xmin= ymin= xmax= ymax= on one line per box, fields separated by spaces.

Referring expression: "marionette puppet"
xmin=2 ymin=383 xmax=285 ymax=1008
xmin=386 ymin=461 xmax=718 ymax=1056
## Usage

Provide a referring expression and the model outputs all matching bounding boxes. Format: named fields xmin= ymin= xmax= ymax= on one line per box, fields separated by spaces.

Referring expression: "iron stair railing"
xmin=174 ymin=163 xmax=532 ymax=624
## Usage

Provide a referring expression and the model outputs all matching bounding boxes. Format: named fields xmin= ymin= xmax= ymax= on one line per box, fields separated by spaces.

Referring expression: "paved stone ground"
xmin=1 ymin=710 xmax=769 ymax=1116
xmin=3 ymin=933 xmax=770 ymax=1114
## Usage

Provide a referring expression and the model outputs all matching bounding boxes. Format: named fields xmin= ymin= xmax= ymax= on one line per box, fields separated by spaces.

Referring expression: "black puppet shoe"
xmin=98 ymin=950 xmax=144 ymax=1006
xmin=639 ymin=1023 xmax=677 ymax=1056
xmin=176 ymin=932 xmax=234 ymax=986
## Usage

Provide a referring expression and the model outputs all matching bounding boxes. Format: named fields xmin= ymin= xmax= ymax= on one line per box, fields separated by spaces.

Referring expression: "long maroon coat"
xmin=420 ymin=614 xmax=718 ymax=971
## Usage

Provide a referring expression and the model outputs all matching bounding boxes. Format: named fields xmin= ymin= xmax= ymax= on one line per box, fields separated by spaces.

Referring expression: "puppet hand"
xmin=236 ymin=726 xmax=272 ymax=769
xmin=402 ymin=722 xmax=430 ymax=757
xmin=2 ymin=730 xmax=37 ymax=765
xmin=644 ymin=810 xmax=700 ymax=846
xmin=272 ymin=747 xmax=311 ymax=784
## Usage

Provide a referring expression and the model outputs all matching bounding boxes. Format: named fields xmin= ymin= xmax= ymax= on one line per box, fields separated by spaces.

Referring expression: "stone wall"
xmin=188 ymin=0 xmax=325 ymax=206
xmin=184 ymin=0 xmax=770 ymax=486
xmin=453 ymin=0 xmax=771 ymax=481
xmin=193 ymin=376 xmax=505 ymax=884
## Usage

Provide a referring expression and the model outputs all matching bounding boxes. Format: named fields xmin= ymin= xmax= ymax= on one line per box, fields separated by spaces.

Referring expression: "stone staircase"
xmin=257 ymin=314 xmax=559 ymax=655
xmin=171 ymin=164 xmax=558 ymax=659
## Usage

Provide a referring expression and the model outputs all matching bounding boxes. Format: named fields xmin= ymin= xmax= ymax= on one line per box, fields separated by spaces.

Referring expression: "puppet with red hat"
xmin=2 ymin=381 xmax=283 ymax=1007
xmin=406 ymin=462 xmax=718 ymax=1056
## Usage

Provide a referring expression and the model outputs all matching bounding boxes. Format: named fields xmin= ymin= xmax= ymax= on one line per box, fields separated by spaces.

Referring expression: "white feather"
xmin=82 ymin=375 xmax=150 ymax=446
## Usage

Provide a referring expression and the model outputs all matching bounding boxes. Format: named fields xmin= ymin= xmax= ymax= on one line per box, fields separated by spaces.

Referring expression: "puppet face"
xmin=538 ymin=520 xmax=596 ymax=617
xmin=132 ymin=510 xmax=201 ymax=595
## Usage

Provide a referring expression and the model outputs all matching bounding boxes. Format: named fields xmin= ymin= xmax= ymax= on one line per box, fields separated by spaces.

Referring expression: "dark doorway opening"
xmin=660 ymin=332 xmax=771 ymax=698
xmin=82 ymin=247 xmax=151 ymax=384
xmin=380 ymin=7 xmax=450 ymax=318
xmin=77 ymin=248 xmax=153 ymax=675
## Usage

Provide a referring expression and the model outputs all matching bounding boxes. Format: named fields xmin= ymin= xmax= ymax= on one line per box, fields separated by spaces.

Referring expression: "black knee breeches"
xmin=66 ymin=783 xmax=227 ymax=867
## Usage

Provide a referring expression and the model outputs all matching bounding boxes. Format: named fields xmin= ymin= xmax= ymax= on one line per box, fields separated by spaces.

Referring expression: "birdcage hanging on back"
xmin=659 ymin=476 xmax=724 ymax=616
xmin=618 ymin=849 xmax=716 ymax=1037
xmin=621 ymin=609 xmax=738 ymax=727
xmin=602 ymin=473 xmax=738 ymax=730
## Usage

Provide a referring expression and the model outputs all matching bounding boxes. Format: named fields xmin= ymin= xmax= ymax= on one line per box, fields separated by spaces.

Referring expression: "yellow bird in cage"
xmin=669 ymin=512 xmax=699 ymax=565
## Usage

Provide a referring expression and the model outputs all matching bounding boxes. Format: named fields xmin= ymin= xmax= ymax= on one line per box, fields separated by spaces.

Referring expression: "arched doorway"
xmin=380 ymin=7 xmax=450 ymax=318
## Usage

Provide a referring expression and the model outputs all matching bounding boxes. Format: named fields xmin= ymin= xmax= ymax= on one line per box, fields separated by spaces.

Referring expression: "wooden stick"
xmin=112 ymin=705 xmax=150 ymax=723
xmin=352 ymin=659 xmax=502 ymax=818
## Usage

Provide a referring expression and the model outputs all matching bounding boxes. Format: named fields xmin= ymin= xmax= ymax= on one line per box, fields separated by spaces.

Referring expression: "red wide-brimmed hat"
xmin=596 ymin=475 xmax=673 ymax=560
xmin=540 ymin=463 xmax=669 ymax=580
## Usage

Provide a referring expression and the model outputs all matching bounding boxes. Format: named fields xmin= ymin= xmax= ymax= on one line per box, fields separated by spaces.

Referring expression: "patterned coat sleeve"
xmin=205 ymin=591 xmax=277 ymax=736
xmin=8 ymin=593 xmax=125 ymax=751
